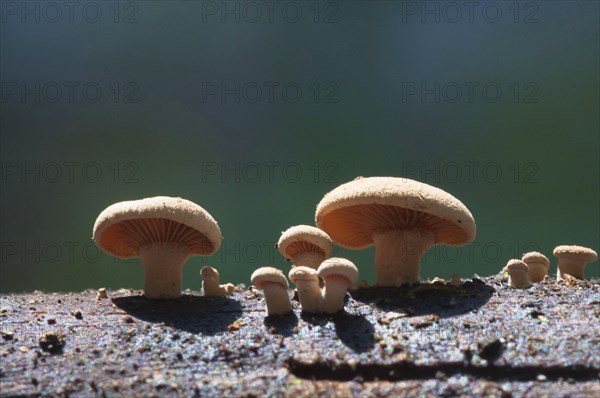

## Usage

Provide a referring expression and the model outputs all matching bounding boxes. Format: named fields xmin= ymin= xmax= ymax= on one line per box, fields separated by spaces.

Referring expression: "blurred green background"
xmin=1 ymin=1 xmax=598 ymax=293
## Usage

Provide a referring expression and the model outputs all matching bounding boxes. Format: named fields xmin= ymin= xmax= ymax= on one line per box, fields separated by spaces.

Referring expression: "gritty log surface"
xmin=1 ymin=276 xmax=599 ymax=397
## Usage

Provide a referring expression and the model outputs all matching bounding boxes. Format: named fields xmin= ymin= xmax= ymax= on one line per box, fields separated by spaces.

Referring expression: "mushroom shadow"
xmin=112 ymin=294 xmax=242 ymax=335
xmin=351 ymin=280 xmax=494 ymax=319
xmin=332 ymin=312 xmax=375 ymax=353
xmin=300 ymin=311 xmax=375 ymax=353
xmin=263 ymin=311 xmax=299 ymax=337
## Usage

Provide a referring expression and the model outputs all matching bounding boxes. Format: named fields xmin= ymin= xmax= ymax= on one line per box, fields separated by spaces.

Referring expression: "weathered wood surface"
xmin=1 ymin=276 xmax=598 ymax=397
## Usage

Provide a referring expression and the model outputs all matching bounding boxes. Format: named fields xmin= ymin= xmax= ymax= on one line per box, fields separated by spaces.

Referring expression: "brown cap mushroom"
xmin=505 ymin=259 xmax=531 ymax=288
xmin=251 ymin=267 xmax=292 ymax=316
xmin=553 ymin=245 xmax=597 ymax=280
xmin=288 ymin=266 xmax=320 ymax=313
xmin=317 ymin=258 xmax=359 ymax=314
xmin=521 ymin=252 xmax=550 ymax=283
xmin=201 ymin=266 xmax=234 ymax=296
xmin=277 ymin=225 xmax=333 ymax=269
xmin=93 ymin=196 xmax=221 ymax=299
xmin=315 ymin=177 xmax=476 ymax=286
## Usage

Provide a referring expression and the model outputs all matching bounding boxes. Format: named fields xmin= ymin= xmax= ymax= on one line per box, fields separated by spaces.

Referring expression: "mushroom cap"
xmin=315 ymin=177 xmax=476 ymax=249
xmin=506 ymin=259 xmax=528 ymax=272
xmin=251 ymin=267 xmax=289 ymax=288
xmin=318 ymin=257 xmax=359 ymax=285
xmin=93 ymin=196 xmax=222 ymax=258
xmin=522 ymin=251 xmax=550 ymax=267
xmin=553 ymin=245 xmax=598 ymax=263
xmin=288 ymin=266 xmax=319 ymax=284
xmin=277 ymin=225 xmax=333 ymax=260
xmin=201 ymin=266 xmax=219 ymax=279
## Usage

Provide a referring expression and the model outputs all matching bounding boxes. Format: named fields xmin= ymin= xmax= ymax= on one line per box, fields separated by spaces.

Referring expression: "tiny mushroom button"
xmin=506 ymin=259 xmax=531 ymax=288
xmin=317 ymin=258 xmax=359 ymax=314
xmin=553 ymin=245 xmax=598 ymax=280
xmin=521 ymin=251 xmax=550 ymax=283
xmin=277 ymin=225 xmax=333 ymax=269
xmin=289 ymin=266 xmax=321 ymax=313
xmin=251 ymin=267 xmax=292 ymax=316
xmin=316 ymin=177 xmax=476 ymax=286
xmin=93 ymin=196 xmax=222 ymax=299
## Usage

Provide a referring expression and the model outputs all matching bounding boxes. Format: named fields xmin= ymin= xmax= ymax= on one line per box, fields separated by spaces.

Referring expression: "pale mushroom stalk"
xmin=140 ymin=243 xmax=190 ymax=299
xmin=557 ymin=258 xmax=588 ymax=280
xmin=320 ymin=276 xmax=351 ymax=313
xmin=318 ymin=258 xmax=359 ymax=314
xmin=293 ymin=252 xmax=325 ymax=269
xmin=261 ymin=282 xmax=292 ymax=315
xmin=373 ymin=229 xmax=435 ymax=286
xmin=289 ymin=267 xmax=320 ymax=313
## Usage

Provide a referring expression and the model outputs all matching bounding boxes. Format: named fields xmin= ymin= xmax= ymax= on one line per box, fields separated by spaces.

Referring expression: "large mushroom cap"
xmin=93 ymin=196 xmax=222 ymax=258
xmin=315 ymin=177 xmax=476 ymax=249
xmin=277 ymin=225 xmax=333 ymax=260
xmin=553 ymin=245 xmax=598 ymax=262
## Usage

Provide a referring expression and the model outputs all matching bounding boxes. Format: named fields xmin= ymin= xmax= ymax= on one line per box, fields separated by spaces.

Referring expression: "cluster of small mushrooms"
xmin=504 ymin=246 xmax=598 ymax=288
xmin=92 ymin=177 xmax=597 ymax=315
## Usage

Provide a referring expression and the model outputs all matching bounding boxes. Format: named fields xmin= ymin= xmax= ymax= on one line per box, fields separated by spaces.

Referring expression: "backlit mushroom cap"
xmin=315 ymin=177 xmax=476 ymax=286
xmin=93 ymin=196 xmax=221 ymax=299
xmin=251 ymin=267 xmax=292 ymax=316
xmin=277 ymin=225 xmax=333 ymax=269
xmin=521 ymin=251 xmax=550 ymax=283
xmin=553 ymin=245 xmax=598 ymax=280
xmin=93 ymin=196 xmax=221 ymax=258
xmin=506 ymin=259 xmax=531 ymax=288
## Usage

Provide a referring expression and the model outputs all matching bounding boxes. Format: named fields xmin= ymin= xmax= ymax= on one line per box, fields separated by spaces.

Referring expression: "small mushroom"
xmin=250 ymin=267 xmax=292 ymax=316
xmin=317 ymin=258 xmax=359 ymax=314
xmin=277 ymin=225 xmax=333 ymax=269
xmin=93 ymin=196 xmax=222 ymax=299
xmin=201 ymin=266 xmax=234 ymax=296
xmin=521 ymin=252 xmax=550 ymax=282
xmin=505 ymin=259 xmax=531 ymax=288
xmin=553 ymin=245 xmax=597 ymax=280
xmin=315 ymin=177 xmax=476 ymax=286
xmin=288 ymin=266 xmax=320 ymax=313
xmin=450 ymin=274 xmax=462 ymax=287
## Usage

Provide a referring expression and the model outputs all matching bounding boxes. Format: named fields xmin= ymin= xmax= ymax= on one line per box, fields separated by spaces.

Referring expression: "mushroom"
xmin=250 ymin=267 xmax=292 ymax=316
xmin=521 ymin=252 xmax=550 ymax=282
xmin=315 ymin=177 xmax=476 ymax=286
xmin=505 ymin=259 xmax=531 ymax=288
xmin=553 ymin=245 xmax=598 ymax=280
xmin=317 ymin=258 xmax=359 ymax=314
xmin=93 ymin=196 xmax=221 ymax=299
xmin=277 ymin=225 xmax=333 ymax=269
xmin=288 ymin=266 xmax=321 ymax=313
xmin=450 ymin=274 xmax=462 ymax=287
xmin=201 ymin=266 xmax=234 ymax=296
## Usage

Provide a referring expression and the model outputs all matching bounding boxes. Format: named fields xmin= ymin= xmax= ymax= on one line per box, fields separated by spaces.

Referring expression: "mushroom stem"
xmin=139 ymin=243 xmax=190 ymax=299
xmin=261 ymin=283 xmax=292 ymax=316
xmin=557 ymin=258 xmax=587 ymax=280
xmin=294 ymin=278 xmax=321 ymax=313
xmin=293 ymin=252 xmax=325 ymax=269
xmin=372 ymin=229 xmax=435 ymax=286
xmin=527 ymin=261 xmax=548 ymax=282
xmin=320 ymin=275 xmax=351 ymax=314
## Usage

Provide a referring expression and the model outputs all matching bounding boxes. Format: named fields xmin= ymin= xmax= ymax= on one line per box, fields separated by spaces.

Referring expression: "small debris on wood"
xmin=410 ymin=314 xmax=440 ymax=329
xmin=39 ymin=331 xmax=66 ymax=353
xmin=97 ymin=288 xmax=108 ymax=299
